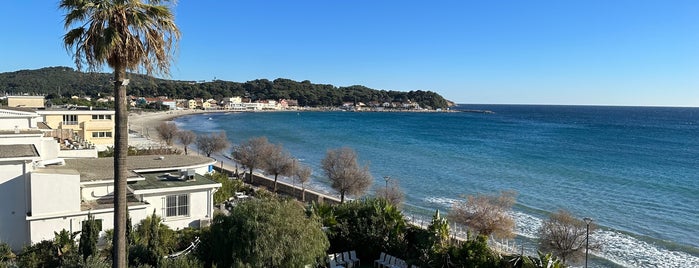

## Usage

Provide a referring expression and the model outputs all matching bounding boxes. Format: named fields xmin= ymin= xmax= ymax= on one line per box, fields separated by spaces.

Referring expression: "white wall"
xmin=28 ymin=206 xmax=148 ymax=246
xmin=38 ymin=137 xmax=60 ymax=160
xmin=139 ymin=189 xmax=213 ymax=230
xmin=0 ymin=118 xmax=31 ymax=130
xmin=30 ymin=171 xmax=80 ymax=216
xmin=0 ymin=161 xmax=30 ymax=250
xmin=57 ymin=148 xmax=98 ymax=159
xmin=0 ymin=135 xmax=60 ymax=161
xmin=81 ymin=183 xmax=113 ymax=201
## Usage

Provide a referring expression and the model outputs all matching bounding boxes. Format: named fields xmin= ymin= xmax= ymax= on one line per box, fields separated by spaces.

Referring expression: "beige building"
xmin=187 ymin=99 xmax=197 ymax=109
xmin=7 ymin=96 xmax=45 ymax=108
xmin=37 ymin=109 xmax=115 ymax=150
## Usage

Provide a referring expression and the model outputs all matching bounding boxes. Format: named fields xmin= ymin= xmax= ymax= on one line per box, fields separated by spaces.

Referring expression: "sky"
xmin=1 ymin=1 xmax=698 ymax=106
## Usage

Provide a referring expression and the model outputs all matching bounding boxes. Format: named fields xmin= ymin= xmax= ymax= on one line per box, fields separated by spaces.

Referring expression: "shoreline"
xmin=127 ymin=108 xmax=461 ymax=142
xmin=127 ymin=109 xmax=342 ymax=204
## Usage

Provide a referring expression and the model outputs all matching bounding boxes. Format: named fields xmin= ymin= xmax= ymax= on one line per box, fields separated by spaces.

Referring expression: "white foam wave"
xmin=421 ymin=196 xmax=699 ymax=267
xmin=595 ymin=229 xmax=699 ymax=267
xmin=511 ymin=211 xmax=541 ymax=238
xmin=423 ymin=196 xmax=459 ymax=207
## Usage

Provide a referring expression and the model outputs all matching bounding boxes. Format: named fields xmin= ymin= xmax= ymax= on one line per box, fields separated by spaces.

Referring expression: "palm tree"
xmin=60 ymin=1 xmax=180 ymax=267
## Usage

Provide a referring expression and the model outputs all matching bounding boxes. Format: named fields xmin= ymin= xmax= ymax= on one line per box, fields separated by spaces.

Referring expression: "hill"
xmin=0 ymin=67 xmax=453 ymax=109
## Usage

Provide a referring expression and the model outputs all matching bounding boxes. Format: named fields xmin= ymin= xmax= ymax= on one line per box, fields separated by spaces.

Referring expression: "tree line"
xmin=0 ymin=67 xmax=453 ymax=109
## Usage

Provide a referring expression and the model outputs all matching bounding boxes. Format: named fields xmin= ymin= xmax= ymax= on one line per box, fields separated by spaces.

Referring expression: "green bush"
xmin=0 ymin=242 xmax=14 ymax=262
xmin=17 ymin=240 xmax=60 ymax=268
xmin=198 ymin=198 xmax=328 ymax=267
xmin=314 ymin=198 xmax=407 ymax=263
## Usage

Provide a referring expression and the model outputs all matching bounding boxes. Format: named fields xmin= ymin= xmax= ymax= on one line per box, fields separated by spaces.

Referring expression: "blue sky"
xmin=1 ymin=1 xmax=698 ymax=106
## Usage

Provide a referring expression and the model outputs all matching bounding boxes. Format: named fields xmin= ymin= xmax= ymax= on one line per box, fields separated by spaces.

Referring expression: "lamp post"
xmin=383 ymin=176 xmax=390 ymax=189
xmin=583 ymin=217 xmax=593 ymax=268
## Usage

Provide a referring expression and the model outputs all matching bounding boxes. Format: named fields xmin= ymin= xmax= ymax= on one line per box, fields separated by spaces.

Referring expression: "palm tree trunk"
xmin=112 ymin=67 xmax=128 ymax=268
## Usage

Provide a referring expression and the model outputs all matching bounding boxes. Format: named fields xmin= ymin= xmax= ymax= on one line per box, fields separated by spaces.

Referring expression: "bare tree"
xmin=263 ymin=143 xmax=294 ymax=192
xmin=321 ymin=147 xmax=373 ymax=203
xmin=177 ymin=130 xmax=196 ymax=155
xmin=232 ymin=137 xmax=272 ymax=184
xmin=375 ymin=179 xmax=405 ymax=208
xmin=292 ymin=160 xmax=312 ymax=202
xmin=155 ymin=122 xmax=178 ymax=146
xmin=538 ymin=210 xmax=599 ymax=264
xmin=196 ymin=132 xmax=230 ymax=157
xmin=449 ymin=190 xmax=517 ymax=239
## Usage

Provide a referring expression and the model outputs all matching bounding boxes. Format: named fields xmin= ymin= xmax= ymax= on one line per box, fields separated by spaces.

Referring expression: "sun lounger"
xmin=374 ymin=252 xmax=387 ymax=268
xmin=378 ymin=255 xmax=394 ymax=268
xmin=335 ymin=252 xmax=348 ymax=266
xmin=349 ymin=250 xmax=360 ymax=267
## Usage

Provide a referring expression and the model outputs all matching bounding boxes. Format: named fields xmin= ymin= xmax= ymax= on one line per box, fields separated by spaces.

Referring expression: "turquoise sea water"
xmin=175 ymin=105 xmax=699 ymax=267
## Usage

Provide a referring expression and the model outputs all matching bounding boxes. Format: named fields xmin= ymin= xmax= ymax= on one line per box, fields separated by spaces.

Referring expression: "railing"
xmin=402 ymin=211 xmax=522 ymax=255
xmin=44 ymin=129 xmax=95 ymax=150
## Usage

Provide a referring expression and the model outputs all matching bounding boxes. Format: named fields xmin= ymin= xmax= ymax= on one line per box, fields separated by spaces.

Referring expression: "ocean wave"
xmin=595 ymin=229 xmax=699 ymax=267
xmin=422 ymin=196 xmax=699 ymax=267
xmin=423 ymin=196 xmax=459 ymax=207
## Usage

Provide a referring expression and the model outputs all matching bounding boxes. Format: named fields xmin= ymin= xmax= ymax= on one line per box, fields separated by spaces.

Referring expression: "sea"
xmin=174 ymin=104 xmax=699 ymax=267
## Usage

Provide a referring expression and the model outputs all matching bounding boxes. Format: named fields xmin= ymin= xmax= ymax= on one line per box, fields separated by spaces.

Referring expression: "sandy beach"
xmin=128 ymin=109 xmax=218 ymax=141
xmin=127 ymin=109 xmax=341 ymax=204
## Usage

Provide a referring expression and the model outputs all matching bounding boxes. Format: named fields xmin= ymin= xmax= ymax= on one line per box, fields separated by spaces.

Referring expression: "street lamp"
xmin=383 ymin=176 xmax=390 ymax=189
xmin=583 ymin=217 xmax=593 ymax=268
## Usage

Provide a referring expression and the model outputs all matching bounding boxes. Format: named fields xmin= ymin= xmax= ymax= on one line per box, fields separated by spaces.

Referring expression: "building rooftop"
xmin=36 ymin=109 xmax=115 ymax=115
xmin=0 ymin=106 xmax=37 ymax=113
xmin=81 ymin=194 xmax=146 ymax=211
xmin=0 ymin=130 xmax=43 ymax=135
xmin=56 ymin=154 xmax=215 ymax=182
xmin=129 ymin=171 xmax=217 ymax=191
xmin=37 ymin=122 xmax=51 ymax=129
xmin=0 ymin=144 xmax=39 ymax=159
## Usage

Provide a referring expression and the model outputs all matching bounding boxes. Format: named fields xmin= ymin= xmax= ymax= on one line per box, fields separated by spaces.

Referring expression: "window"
xmin=62 ymin=115 xmax=78 ymax=125
xmin=91 ymin=131 xmax=112 ymax=138
xmin=91 ymin=114 xmax=112 ymax=120
xmin=166 ymin=194 xmax=189 ymax=217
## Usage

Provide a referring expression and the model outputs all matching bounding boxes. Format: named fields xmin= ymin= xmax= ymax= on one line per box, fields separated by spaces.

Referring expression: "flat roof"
xmin=81 ymin=194 xmax=146 ymax=211
xmin=7 ymin=96 xmax=45 ymax=99
xmin=0 ymin=130 xmax=43 ymax=135
xmin=57 ymin=154 xmax=215 ymax=182
xmin=33 ymin=168 xmax=80 ymax=175
xmin=36 ymin=109 xmax=115 ymax=115
xmin=129 ymin=172 xmax=217 ymax=191
xmin=0 ymin=144 xmax=39 ymax=159
xmin=0 ymin=106 xmax=38 ymax=114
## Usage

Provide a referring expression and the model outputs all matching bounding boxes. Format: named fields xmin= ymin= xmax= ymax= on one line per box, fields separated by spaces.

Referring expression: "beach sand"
xmin=127 ymin=109 xmax=341 ymax=204
xmin=128 ymin=109 xmax=211 ymax=140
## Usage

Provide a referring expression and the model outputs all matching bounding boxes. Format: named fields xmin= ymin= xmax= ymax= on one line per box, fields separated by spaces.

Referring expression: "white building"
xmin=0 ymin=107 xmax=221 ymax=251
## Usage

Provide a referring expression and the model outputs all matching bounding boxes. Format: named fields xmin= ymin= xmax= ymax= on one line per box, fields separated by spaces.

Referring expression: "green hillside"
xmin=0 ymin=67 xmax=453 ymax=109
